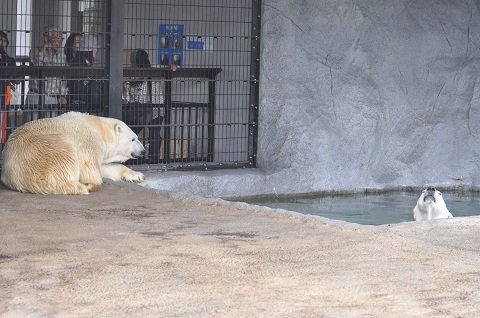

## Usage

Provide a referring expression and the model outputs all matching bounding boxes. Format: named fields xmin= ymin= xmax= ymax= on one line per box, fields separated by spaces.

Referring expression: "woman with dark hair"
xmin=69 ymin=34 xmax=103 ymax=112
xmin=133 ymin=48 xmax=151 ymax=67
xmin=124 ymin=49 xmax=163 ymax=104
xmin=64 ymin=33 xmax=82 ymax=66
xmin=123 ymin=49 xmax=164 ymax=163
xmin=64 ymin=33 xmax=82 ymax=106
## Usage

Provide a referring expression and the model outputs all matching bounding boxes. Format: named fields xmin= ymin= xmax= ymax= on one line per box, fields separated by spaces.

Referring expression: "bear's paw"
xmin=122 ymin=170 xmax=145 ymax=183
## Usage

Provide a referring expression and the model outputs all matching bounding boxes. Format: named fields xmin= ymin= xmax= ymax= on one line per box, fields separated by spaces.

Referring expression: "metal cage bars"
xmin=0 ymin=0 xmax=261 ymax=170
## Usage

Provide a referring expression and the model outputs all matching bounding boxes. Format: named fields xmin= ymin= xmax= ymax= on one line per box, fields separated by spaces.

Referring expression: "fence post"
xmin=106 ymin=0 xmax=124 ymax=119
xmin=248 ymin=0 xmax=261 ymax=167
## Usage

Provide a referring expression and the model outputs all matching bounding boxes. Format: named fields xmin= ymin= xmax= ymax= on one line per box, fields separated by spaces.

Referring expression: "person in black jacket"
xmin=68 ymin=34 xmax=103 ymax=113
xmin=64 ymin=33 xmax=82 ymax=66
xmin=0 ymin=31 xmax=16 ymax=109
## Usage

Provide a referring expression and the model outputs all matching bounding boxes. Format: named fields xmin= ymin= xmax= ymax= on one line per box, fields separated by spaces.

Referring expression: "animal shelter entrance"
xmin=0 ymin=0 xmax=261 ymax=170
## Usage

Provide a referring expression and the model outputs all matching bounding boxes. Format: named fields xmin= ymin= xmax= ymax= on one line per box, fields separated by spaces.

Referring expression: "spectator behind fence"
xmin=26 ymin=26 xmax=68 ymax=112
xmin=0 ymin=31 xmax=16 ymax=144
xmin=123 ymin=49 xmax=164 ymax=105
xmin=64 ymin=33 xmax=82 ymax=66
xmin=123 ymin=49 xmax=164 ymax=162
xmin=69 ymin=34 xmax=103 ymax=113
xmin=0 ymin=31 xmax=16 ymax=109
xmin=64 ymin=33 xmax=82 ymax=106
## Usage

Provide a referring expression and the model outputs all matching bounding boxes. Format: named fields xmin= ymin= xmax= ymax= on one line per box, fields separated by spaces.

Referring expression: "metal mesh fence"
xmin=0 ymin=0 xmax=260 ymax=170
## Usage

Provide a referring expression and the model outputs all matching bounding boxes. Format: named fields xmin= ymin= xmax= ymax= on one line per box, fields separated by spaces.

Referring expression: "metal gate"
xmin=0 ymin=0 xmax=261 ymax=170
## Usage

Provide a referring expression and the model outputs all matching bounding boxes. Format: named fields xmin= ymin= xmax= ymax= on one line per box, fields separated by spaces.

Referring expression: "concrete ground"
xmin=1 ymin=181 xmax=480 ymax=317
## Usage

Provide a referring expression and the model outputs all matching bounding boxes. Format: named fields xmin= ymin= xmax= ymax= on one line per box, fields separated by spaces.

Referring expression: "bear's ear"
xmin=114 ymin=123 xmax=123 ymax=135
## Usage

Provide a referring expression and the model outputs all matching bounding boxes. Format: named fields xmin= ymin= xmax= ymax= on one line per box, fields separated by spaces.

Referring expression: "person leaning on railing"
xmin=64 ymin=32 xmax=82 ymax=108
xmin=123 ymin=48 xmax=164 ymax=108
xmin=122 ymin=49 xmax=165 ymax=162
xmin=69 ymin=34 xmax=103 ymax=113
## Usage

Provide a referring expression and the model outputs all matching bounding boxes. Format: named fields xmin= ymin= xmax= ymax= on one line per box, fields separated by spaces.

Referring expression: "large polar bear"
xmin=413 ymin=186 xmax=453 ymax=221
xmin=1 ymin=112 xmax=145 ymax=194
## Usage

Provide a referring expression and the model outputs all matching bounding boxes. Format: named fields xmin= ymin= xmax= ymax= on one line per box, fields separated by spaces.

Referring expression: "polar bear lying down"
xmin=1 ymin=112 xmax=145 ymax=194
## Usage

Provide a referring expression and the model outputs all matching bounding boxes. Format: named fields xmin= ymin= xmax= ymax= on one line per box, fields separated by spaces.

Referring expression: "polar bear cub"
xmin=413 ymin=186 xmax=453 ymax=221
xmin=1 ymin=112 xmax=145 ymax=194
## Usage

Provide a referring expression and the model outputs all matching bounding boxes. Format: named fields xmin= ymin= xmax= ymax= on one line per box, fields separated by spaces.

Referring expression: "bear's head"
xmin=104 ymin=120 xmax=145 ymax=164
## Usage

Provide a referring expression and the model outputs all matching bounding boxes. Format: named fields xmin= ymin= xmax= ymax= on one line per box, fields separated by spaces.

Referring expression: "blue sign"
xmin=158 ymin=24 xmax=184 ymax=67
xmin=187 ymin=41 xmax=204 ymax=50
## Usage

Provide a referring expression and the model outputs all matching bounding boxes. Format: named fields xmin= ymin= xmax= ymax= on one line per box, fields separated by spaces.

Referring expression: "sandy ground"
xmin=1 ymin=181 xmax=480 ymax=317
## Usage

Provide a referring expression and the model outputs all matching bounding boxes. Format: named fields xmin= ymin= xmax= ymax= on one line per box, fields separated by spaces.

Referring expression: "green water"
xmin=242 ymin=192 xmax=480 ymax=225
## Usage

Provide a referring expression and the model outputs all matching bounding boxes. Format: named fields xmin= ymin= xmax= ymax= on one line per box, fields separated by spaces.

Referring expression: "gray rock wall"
xmin=258 ymin=0 xmax=480 ymax=192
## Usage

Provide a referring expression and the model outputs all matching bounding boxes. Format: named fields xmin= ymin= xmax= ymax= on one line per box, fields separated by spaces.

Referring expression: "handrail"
xmin=0 ymin=65 xmax=222 ymax=79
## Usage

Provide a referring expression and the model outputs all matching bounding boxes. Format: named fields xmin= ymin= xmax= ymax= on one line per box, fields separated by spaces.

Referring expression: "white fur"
xmin=413 ymin=187 xmax=453 ymax=221
xmin=1 ymin=112 xmax=145 ymax=194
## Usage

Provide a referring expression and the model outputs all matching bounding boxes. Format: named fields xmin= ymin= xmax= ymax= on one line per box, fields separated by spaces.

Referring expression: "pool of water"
xmin=240 ymin=192 xmax=480 ymax=225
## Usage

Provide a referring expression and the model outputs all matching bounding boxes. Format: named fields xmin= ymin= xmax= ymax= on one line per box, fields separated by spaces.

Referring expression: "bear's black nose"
xmin=426 ymin=186 xmax=436 ymax=192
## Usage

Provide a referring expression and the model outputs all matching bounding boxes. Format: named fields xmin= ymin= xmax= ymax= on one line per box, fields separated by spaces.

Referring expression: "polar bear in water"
xmin=413 ymin=186 xmax=453 ymax=221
